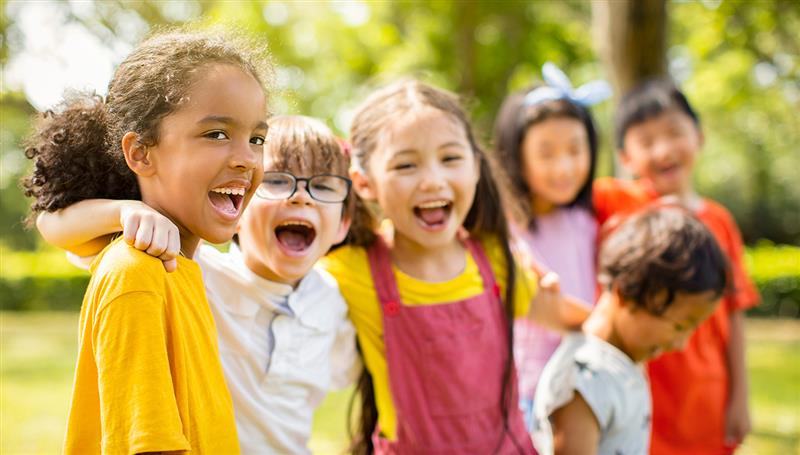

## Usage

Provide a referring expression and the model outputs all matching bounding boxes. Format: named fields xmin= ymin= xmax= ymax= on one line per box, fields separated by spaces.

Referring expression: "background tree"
xmin=2 ymin=0 xmax=798 ymax=248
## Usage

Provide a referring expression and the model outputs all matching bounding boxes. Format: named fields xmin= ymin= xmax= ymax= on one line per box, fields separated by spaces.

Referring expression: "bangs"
xmin=265 ymin=115 xmax=349 ymax=177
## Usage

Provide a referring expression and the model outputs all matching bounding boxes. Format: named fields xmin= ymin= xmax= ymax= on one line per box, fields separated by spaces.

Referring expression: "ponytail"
xmin=347 ymin=353 xmax=378 ymax=455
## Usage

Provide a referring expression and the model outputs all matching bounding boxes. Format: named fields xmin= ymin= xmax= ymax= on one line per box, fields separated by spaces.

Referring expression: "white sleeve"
xmin=571 ymin=362 xmax=618 ymax=433
xmin=66 ymin=252 xmax=94 ymax=271
xmin=328 ymin=316 xmax=361 ymax=389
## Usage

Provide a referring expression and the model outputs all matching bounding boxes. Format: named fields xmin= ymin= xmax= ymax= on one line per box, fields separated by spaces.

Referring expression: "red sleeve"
xmin=592 ymin=177 xmax=651 ymax=227
xmin=698 ymin=202 xmax=760 ymax=312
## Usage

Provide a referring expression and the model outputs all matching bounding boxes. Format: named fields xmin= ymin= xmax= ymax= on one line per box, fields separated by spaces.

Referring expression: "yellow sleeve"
xmin=93 ymin=291 xmax=189 ymax=453
xmin=482 ymin=236 xmax=539 ymax=318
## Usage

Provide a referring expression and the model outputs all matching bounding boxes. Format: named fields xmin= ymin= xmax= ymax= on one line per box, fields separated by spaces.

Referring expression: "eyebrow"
xmin=393 ymin=141 xmax=467 ymax=155
xmin=198 ymin=115 xmax=268 ymax=131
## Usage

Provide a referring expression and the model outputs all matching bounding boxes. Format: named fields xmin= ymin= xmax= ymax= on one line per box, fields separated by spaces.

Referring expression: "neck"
xmin=241 ymin=250 xmax=299 ymax=287
xmin=582 ymin=292 xmax=631 ymax=360
xmin=531 ymin=195 xmax=555 ymax=215
xmin=178 ymin=228 xmax=200 ymax=259
xmin=642 ymin=179 xmax=702 ymax=211
xmin=390 ymin=232 xmax=467 ymax=282
xmin=141 ymin=195 xmax=200 ymax=259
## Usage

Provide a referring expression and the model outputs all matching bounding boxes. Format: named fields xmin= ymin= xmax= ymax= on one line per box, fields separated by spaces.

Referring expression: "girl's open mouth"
xmin=275 ymin=220 xmax=317 ymax=253
xmin=209 ymin=187 xmax=245 ymax=220
xmin=413 ymin=200 xmax=452 ymax=230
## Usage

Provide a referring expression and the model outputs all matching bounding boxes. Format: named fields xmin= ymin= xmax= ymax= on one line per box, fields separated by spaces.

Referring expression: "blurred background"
xmin=1 ymin=0 xmax=798 ymax=454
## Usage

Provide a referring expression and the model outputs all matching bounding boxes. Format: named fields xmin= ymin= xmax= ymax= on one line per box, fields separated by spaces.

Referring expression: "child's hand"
xmin=724 ymin=393 xmax=751 ymax=449
xmin=119 ymin=201 xmax=180 ymax=272
xmin=539 ymin=271 xmax=561 ymax=295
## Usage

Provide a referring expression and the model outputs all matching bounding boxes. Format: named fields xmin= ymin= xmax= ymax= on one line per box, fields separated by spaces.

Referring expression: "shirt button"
xmin=384 ymin=300 xmax=400 ymax=317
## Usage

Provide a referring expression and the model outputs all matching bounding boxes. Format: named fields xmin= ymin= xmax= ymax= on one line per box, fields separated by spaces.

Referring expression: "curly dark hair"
xmin=22 ymin=26 xmax=271 ymax=222
xmin=599 ymin=206 xmax=730 ymax=315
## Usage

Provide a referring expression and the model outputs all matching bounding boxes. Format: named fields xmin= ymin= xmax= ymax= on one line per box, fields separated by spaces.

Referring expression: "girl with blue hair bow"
xmin=492 ymin=62 xmax=611 ymax=433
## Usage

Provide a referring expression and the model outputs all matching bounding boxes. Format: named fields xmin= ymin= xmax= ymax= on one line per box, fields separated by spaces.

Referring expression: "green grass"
xmin=2 ymin=313 xmax=798 ymax=454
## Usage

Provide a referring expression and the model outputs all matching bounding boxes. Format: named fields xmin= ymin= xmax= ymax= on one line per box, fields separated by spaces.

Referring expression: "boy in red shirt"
xmin=593 ymin=79 xmax=760 ymax=454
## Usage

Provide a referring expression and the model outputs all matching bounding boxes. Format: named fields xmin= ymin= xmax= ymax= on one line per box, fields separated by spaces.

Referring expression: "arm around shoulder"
xmin=37 ymin=199 xmax=180 ymax=271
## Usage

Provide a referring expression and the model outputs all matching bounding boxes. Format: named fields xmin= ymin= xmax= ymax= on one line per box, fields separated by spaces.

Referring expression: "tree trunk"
xmin=592 ymin=0 xmax=668 ymax=174
xmin=592 ymin=0 xmax=668 ymax=97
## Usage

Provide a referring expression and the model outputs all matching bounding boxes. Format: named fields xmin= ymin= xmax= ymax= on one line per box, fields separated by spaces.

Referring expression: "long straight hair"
xmin=346 ymin=80 xmax=522 ymax=454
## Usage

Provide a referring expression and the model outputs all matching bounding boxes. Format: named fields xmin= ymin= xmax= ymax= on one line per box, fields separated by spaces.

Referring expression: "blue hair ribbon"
xmin=524 ymin=62 xmax=612 ymax=107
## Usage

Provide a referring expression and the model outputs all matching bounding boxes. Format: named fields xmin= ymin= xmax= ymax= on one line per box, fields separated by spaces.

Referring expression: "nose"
xmin=418 ymin=163 xmax=445 ymax=191
xmin=554 ymin=155 xmax=574 ymax=178
xmin=288 ymin=180 xmax=314 ymax=206
xmin=651 ymin=138 xmax=673 ymax=162
xmin=230 ymin=138 xmax=262 ymax=172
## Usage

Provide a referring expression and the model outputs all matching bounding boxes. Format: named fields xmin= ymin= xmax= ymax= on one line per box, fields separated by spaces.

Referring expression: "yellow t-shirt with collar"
xmin=63 ymin=237 xmax=239 ymax=454
xmin=319 ymin=235 xmax=538 ymax=441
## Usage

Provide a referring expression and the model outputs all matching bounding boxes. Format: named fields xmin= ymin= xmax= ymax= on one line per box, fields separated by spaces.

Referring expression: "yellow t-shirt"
xmin=319 ymin=235 xmax=538 ymax=440
xmin=63 ymin=238 xmax=239 ymax=454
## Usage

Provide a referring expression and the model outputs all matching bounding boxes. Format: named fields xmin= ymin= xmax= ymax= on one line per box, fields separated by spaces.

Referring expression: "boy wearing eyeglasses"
xmin=36 ymin=115 xmax=360 ymax=455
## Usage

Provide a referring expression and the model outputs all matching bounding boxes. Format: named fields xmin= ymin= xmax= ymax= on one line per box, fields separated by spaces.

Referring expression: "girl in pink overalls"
xmin=320 ymin=80 xmax=588 ymax=455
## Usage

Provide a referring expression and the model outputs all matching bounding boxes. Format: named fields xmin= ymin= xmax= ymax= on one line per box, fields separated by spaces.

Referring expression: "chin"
xmin=202 ymin=227 xmax=238 ymax=245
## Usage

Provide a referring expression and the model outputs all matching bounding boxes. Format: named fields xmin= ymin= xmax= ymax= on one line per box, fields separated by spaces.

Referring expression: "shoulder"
xmin=319 ymin=245 xmax=370 ymax=281
xmin=309 ymin=266 xmax=344 ymax=292
xmin=541 ymin=335 xmax=637 ymax=427
xmin=698 ymin=198 xmax=738 ymax=227
xmin=92 ymin=239 xmax=167 ymax=289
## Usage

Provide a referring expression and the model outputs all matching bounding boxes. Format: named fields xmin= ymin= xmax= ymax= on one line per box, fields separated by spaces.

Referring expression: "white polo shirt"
xmin=196 ymin=244 xmax=360 ymax=455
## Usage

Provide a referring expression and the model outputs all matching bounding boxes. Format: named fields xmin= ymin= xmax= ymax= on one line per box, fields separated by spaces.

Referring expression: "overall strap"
xmin=464 ymin=237 xmax=501 ymax=297
xmin=366 ymin=237 xmax=403 ymax=312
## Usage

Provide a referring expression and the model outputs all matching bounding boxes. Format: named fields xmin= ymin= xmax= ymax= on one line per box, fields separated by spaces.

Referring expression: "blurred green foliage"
xmin=2 ymin=243 xmax=796 ymax=316
xmin=1 ymin=0 xmax=798 ymax=250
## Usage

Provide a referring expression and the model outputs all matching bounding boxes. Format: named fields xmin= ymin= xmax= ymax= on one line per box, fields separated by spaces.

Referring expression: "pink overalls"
xmin=366 ymin=237 xmax=535 ymax=455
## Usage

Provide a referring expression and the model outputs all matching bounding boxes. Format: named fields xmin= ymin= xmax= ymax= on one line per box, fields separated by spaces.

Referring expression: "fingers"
xmin=162 ymin=258 xmax=178 ymax=273
xmin=540 ymin=271 xmax=561 ymax=294
xmin=122 ymin=213 xmax=141 ymax=245
xmin=133 ymin=216 xmax=154 ymax=250
xmin=158 ymin=229 xmax=181 ymax=273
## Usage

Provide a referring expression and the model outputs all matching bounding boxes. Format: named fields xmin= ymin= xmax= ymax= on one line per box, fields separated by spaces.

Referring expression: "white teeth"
xmin=417 ymin=200 xmax=449 ymax=209
xmin=278 ymin=220 xmax=313 ymax=229
xmin=211 ymin=187 xmax=246 ymax=196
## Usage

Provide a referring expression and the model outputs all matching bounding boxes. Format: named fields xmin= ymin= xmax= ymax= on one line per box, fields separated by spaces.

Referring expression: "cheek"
xmin=575 ymin=150 xmax=591 ymax=180
xmin=522 ymin=156 xmax=552 ymax=193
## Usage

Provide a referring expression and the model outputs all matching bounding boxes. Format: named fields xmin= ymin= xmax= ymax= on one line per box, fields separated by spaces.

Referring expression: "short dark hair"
xmin=615 ymin=78 xmax=700 ymax=149
xmin=493 ymin=87 xmax=598 ymax=226
xmin=599 ymin=206 xmax=729 ymax=315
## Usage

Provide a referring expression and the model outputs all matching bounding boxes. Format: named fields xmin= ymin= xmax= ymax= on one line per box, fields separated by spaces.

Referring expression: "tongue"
xmin=277 ymin=230 xmax=308 ymax=251
xmin=209 ymin=192 xmax=236 ymax=214
xmin=418 ymin=207 xmax=447 ymax=225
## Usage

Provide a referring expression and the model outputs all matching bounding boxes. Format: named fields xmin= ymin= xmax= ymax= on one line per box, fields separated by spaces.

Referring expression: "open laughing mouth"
xmin=275 ymin=220 xmax=317 ymax=253
xmin=209 ymin=187 xmax=246 ymax=220
xmin=413 ymin=200 xmax=452 ymax=230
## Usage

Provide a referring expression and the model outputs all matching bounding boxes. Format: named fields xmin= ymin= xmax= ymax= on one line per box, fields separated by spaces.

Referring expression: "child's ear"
xmin=334 ymin=214 xmax=352 ymax=244
xmin=617 ymin=149 xmax=636 ymax=175
xmin=122 ymin=132 xmax=155 ymax=177
xmin=350 ymin=166 xmax=376 ymax=200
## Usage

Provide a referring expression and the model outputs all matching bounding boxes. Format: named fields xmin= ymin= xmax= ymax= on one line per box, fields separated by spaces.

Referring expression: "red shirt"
xmin=593 ymin=177 xmax=760 ymax=455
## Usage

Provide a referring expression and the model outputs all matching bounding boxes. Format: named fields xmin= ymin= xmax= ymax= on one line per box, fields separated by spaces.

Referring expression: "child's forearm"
xmin=724 ymin=309 xmax=752 ymax=445
xmin=36 ymin=199 xmax=127 ymax=255
xmin=529 ymin=291 xmax=590 ymax=332
xmin=559 ymin=295 xmax=591 ymax=331
xmin=727 ymin=310 xmax=748 ymax=399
